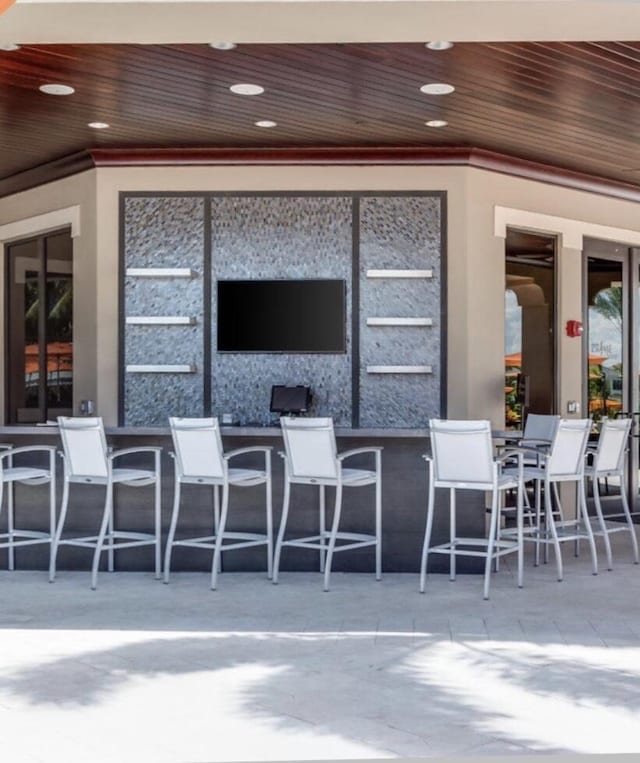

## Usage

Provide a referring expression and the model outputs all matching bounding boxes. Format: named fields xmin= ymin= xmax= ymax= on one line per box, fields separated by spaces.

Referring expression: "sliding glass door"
xmin=584 ymin=239 xmax=633 ymax=511
xmin=6 ymin=229 xmax=73 ymax=424
xmin=504 ymin=229 xmax=556 ymax=428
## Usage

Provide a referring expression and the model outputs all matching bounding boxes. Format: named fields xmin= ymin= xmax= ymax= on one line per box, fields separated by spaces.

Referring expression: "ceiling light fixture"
xmin=39 ymin=83 xmax=75 ymax=96
xmin=255 ymin=120 xmax=277 ymax=128
xmin=209 ymin=41 xmax=237 ymax=50
xmin=88 ymin=121 xmax=110 ymax=129
xmin=425 ymin=119 xmax=448 ymax=128
xmin=0 ymin=43 xmax=20 ymax=52
xmin=426 ymin=41 xmax=454 ymax=51
xmin=420 ymin=83 xmax=455 ymax=95
xmin=230 ymin=83 xmax=264 ymax=96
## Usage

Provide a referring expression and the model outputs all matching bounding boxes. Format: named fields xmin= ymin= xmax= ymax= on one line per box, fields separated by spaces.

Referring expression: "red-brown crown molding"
xmin=4 ymin=146 xmax=640 ymax=204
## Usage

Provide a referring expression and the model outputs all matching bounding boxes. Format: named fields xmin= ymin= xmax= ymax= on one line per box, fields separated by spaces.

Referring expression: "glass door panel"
xmin=584 ymin=243 xmax=628 ymax=514
xmin=6 ymin=229 xmax=73 ymax=424
xmin=7 ymin=238 xmax=44 ymax=423
xmin=44 ymin=230 xmax=73 ymax=417
xmin=586 ymin=257 xmax=625 ymax=423
xmin=504 ymin=229 xmax=556 ymax=428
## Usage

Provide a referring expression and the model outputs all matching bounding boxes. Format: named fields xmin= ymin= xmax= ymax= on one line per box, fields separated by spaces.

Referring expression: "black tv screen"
xmin=270 ymin=385 xmax=312 ymax=414
xmin=217 ymin=279 xmax=346 ymax=353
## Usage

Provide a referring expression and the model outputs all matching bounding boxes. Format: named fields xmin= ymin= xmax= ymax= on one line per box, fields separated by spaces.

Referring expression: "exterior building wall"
xmin=3 ymin=164 xmax=640 ymax=427
xmin=0 ymin=170 xmax=97 ymax=422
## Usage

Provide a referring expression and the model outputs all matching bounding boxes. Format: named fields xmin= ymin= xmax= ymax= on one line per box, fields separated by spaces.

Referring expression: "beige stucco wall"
xmin=4 ymin=162 xmax=640 ymax=427
xmin=0 ymin=170 xmax=97 ymax=423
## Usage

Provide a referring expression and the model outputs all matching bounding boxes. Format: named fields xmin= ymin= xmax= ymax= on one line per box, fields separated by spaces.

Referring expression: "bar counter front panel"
xmin=0 ymin=427 xmax=486 ymax=575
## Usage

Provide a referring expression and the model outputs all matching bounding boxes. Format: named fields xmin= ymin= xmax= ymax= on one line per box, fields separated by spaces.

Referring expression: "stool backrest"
xmin=170 ymin=417 xmax=226 ymax=479
xmin=545 ymin=418 xmax=591 ymax=478
xmin=280 ymin=417 xmax=338 ymax=480
xmin=58 ymin=416 xmax=109 ymax=478
xmin=593 ymin=418 xmax=631 ymax=473
xmin=429 ymin=419 xmax=495 ymax=486
xmin=522 ymin=413 xmax=560 ymax=444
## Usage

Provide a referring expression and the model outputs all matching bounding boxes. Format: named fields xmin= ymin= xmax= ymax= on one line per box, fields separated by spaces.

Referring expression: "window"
xmin=6 ymin=229 xmax=73 ymax=424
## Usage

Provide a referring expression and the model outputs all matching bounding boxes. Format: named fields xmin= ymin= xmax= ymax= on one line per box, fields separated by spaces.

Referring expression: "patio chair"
xmin=499 ymin=413 xmax=562 ymax=563
xmin=0 ymin=443 xmax=56 ymax=570
xmin=50 ymin=417 xmax=162 ymax=589
xmin=164 ymin=417 xmax=273 ymax=590
xmin=420 ymin=419 xmax=524 ymax=600
xmin=519 ymin=413 xmax=561 ymax=453
xmin=273 ymin=417 xmax=382 ymax=591
xmin=584 ymin=417 xmax=638 ymax=569
xmin=511 ymin=418 xmax=597 ymax=580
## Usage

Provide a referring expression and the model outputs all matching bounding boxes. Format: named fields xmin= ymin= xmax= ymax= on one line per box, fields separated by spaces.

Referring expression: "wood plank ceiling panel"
xmin=1 ymin=41 xmax=640 ymax=184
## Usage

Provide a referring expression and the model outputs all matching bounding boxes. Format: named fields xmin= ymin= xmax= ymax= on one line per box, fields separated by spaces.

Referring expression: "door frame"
xmin=583 ymin=239 xmax=632 ymax=502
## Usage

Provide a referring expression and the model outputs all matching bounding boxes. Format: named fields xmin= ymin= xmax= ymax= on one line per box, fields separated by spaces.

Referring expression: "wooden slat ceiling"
xmin=2 ymin=41 xmax=640 ymax=184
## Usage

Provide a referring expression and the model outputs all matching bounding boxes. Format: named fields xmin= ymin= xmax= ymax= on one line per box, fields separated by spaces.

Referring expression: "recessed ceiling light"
xmin=88 ymin=121 xmax=110 ymax=129
xmin=209 ymin=41 xmax=237 ymax=50
xmin=426 ymin=41 xmax=454 ymax=51
xmin=420 ymin=83 xmax=455 ymax=95
xmin=230 ymin=83 xmax=264 ymax=96
xmin=0 ymin=43 xmax=20 ymax=52
xmin=425 ymin=119 xmax=448 ymax=128
xmin=39 ymin=83 xmax=75 ymax=96
xmin=255 ymin=120 xmax=277 ymax=128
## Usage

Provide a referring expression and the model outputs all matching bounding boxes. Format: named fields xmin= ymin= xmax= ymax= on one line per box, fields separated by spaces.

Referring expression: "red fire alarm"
xmin=565 ymin=320 xmax=583 ymax=338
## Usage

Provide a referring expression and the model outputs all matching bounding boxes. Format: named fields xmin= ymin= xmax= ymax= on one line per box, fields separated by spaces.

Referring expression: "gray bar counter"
xmin=0 ymin=426 xmax=486 ymax=575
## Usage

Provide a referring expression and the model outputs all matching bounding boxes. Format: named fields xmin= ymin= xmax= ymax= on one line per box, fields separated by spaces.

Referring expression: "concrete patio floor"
xmin=1 ymin=534 xmax=640 ymax=762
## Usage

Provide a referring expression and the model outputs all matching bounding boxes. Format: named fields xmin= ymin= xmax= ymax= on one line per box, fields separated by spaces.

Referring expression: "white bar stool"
xmin=0 ymin=444 xmax=57 ymax=570
xmin=273 ymin=417 xmax=382 ymax=591
xmin=585 ymin=417 xmax=638 ymax=569
xmin=420 ymin=419 xmax=524 ymax=600
xmin=164 ymin=417 xmax=273 ymax=590
xmin=50 ymin=417 xmax=162 ymax=589
xmin=516 ymin=418 xmax=597 ymax=580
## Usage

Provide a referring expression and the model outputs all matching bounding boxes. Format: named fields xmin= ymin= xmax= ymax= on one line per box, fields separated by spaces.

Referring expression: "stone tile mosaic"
xmin=359 ymin=196 xmax=442 ymax=428
xmin=123 ymin=374 xmax=204 ymax=427
xmin=123 ymin=196 xmax=205 ymax=425
xmin=359 ymin=195 xmax=442 ymax=269
xmin=124 ymin=196 xmax=204 ymax=268
xmin=122 ymin=193 xmax=444 ymax=429
xmin=210 ymin=196 xmax=353 ymax=426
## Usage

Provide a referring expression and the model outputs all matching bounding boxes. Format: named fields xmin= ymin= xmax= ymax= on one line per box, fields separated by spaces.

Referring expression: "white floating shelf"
xmin=126 ymin=364 xmax=196 ymax=374
xmin=366 ymin=317 xmax=433 ymax=327
xmin=126 ymin=268 xmax=195 ymax=278
xmin=125 ymin=316 xmax=196 ymax=325
xmin=366 ymin=269 xmax=433 ymax=279
xmin=367 ymin=365 xmax=433 ymax=374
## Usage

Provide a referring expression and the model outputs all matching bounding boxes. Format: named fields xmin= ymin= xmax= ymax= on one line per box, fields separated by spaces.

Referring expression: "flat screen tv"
xmin=217 ymin=279 xmax=346 ymax=353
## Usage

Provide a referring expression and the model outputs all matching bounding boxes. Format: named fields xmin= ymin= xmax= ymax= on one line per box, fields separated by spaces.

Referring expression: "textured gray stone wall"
xmin=123 ymin=196 xmax=205 ymax=426
xmin=210 ymin=196 xmax=353 ymax=426
xmin=122 ymin=193 xmax=443 ymax=428
xmin=359 ymin=196 xmax=442 ymax=427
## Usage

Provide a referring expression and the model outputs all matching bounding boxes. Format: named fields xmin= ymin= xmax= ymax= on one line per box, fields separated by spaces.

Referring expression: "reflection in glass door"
xmin=504 ymin=229 xmax=556 ymax=428
xmin=585 ymin=252 xmax=626 ymax=423
xmin=584 ymin=240 xmax=629 ymax=515
xmin=6 ymin=229 xmax=73 ymax=424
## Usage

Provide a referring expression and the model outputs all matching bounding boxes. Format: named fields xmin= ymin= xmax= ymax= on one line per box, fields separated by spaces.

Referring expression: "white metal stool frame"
xmin=272 ymin=417 xmax=382 ymax=592
xmin=0 ymin=444 xmax=57 ymax=569
xmin=420 ymin=419 xmax=525 ymax=601
xmin=163 ymin=417 xmax=273 ymax=590
xmin=512 ymin=418 xmax=597 ymax=581
xmin=584 ymin=417 xmax=639 ymax=569
xmin=50 ymin=417 xmax=162 ymax=590
xmin=498 ymin=414 xmax=562 ymax=567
